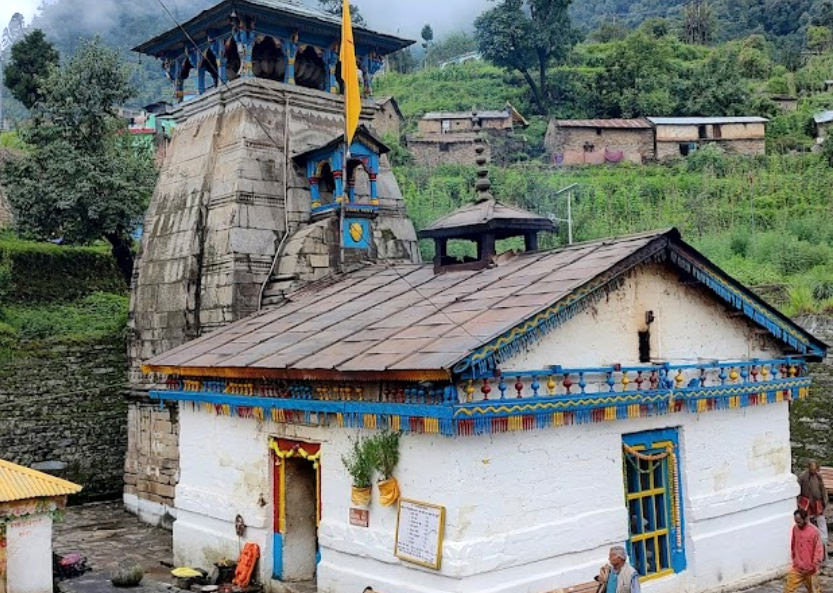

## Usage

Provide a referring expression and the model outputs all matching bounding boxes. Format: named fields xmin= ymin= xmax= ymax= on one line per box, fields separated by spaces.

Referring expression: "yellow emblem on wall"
xmin=349 ymin=222 xmax=364 ymax=242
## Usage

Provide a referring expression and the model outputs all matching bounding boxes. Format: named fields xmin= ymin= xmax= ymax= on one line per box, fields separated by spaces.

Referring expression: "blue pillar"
xmin=333 ymin=151 xmax=345 ymax=203
xmin=369 ymin=154 xmax=379 ymax=205
xmin=235 ymin=29 xmax=256 ymax=77
xmin=213 ymin=38 xmax=227 ymax=83
xmin=284 ymin=33 xmax=298 ymax=85
xmin=324 ymin=45 xmax=339 ymax=94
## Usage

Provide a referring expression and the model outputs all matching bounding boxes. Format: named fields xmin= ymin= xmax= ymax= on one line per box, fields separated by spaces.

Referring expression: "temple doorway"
xmin=271 ymin=439 xmax=321 ymax=585
xmin=283 ymin=457 xmax=317 ymax=581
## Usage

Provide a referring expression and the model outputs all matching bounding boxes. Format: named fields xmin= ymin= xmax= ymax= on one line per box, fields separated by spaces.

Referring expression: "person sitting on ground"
xmin=786 ymin=509 xmax=824 ymax=593
xmin=595 ymin=545 xmax=641 ymax=593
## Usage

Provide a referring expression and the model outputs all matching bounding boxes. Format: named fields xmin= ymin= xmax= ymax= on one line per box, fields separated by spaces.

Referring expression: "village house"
xmin=126 ymin=0 xmax=420 ymax=527
xmin=544 ymin=118 xmax=654 ymax=166
xmin=407 ymin=103 xmax=527 ymax=167
xmin=813 ymin=110 xmax=833 ymax=144
xmin=648 ymin=116 xmax=769 ymax=160
xmin=371 ymin=96 xmax=403 ymax=139
xmin=139 ymin=154 xmax=826 ymax=593
xmin=0 ymin=459 xmax=82 ymax=593
xmin=770 ymin=94 xmax=798 ymax=112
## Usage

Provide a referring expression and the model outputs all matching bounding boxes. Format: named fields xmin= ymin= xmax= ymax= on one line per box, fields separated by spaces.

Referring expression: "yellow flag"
xmin=339 ymin=0 xmax=361 ymax=147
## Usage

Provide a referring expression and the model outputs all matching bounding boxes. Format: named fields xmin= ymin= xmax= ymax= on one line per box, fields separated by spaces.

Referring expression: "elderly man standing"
xmin=596 ymin=546 xmax=641 ymax=593
xmin=798 ymin=460 xmax=828 ymax=558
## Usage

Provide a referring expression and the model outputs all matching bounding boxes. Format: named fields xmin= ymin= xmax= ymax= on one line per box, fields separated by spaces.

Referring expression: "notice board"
xmin=394 ymin=498 xmax=445 ymax=569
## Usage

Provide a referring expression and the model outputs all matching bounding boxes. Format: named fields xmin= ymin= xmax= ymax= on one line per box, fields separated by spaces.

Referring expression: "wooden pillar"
xmin=434 ymin=238 xmax=447 ymax=267
xmin=524 ymin=232 xmax=539 ymax=252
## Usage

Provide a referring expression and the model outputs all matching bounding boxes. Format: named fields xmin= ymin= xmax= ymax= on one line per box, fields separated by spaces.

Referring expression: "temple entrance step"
xmin=270 ymin=580 xmax=316 ymax=593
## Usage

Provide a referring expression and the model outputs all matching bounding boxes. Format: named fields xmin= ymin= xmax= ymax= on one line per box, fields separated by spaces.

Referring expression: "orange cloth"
xmin=233 ymin=542 xmax=260 ymax=587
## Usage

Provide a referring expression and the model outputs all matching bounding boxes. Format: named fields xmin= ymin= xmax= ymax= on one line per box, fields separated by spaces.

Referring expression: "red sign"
xmin=349 ymin=508 xmax=369 ymax=527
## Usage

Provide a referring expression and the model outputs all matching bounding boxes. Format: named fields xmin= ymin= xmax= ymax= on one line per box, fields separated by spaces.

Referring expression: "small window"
xmin=638 ymin=330 xmax=650 ymax=363
xmin=623 ymin=429 xmax=686 ymax=580
xmin=596 ymin=128 xmax=603 ymax=136
xmin=697 ymin=125 xmax=707 ymax=139
xmin=679 ymin=143 xmax=690 ymax=156
xmin=441 ymin=120 xmax=451 ymax=133
xmin=439 ymin=143 xmax=450 ymax=152
xmin=713 ymin=124 xmax=722 ymax=139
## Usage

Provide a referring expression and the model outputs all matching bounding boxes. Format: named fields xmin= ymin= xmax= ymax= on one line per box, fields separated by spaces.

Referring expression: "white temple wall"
xmin=505 ymin=264 xmax=782 ymax=371
xmin=174 ymin=400 xmax=795 ymax=593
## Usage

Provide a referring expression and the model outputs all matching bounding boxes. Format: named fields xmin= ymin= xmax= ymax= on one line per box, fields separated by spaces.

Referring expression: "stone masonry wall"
xmin=407 ymin=136 xmax=490 ymax=168
xmin=0 ymin=338 xmax=127 ymax=500
xmin=126 ymin=78 xmax=419 ymax=523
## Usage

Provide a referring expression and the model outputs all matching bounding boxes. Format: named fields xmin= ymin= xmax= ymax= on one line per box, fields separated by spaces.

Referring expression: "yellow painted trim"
xmin=627 ymin=488 xmax=665 ymax=500
xmin=630 ymin=529 xmax=669 ymax=543
xmin=640 ymin=568 xmax=675 ymax=582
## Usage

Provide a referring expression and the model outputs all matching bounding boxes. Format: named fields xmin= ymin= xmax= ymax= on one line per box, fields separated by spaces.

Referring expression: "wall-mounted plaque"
xmin=394 ymin=498 xmax=445 ymax=570
xmin=349 ymin=507 xmax=369 ymax=527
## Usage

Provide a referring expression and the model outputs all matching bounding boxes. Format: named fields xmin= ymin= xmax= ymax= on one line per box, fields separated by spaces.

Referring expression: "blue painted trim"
xmin=623 ymin=428 xmax=686 ymax=574
xmin=273 ymin=533 xmax=283 ymax=580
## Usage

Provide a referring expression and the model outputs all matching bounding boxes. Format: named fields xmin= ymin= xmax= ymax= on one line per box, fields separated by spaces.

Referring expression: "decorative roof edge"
xmin=451 ymin=230 xmax=826 ymax=376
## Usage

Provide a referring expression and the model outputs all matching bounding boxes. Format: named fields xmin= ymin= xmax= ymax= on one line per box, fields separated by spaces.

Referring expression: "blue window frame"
xmin=622 ymin=428 xmax=686 ymax=580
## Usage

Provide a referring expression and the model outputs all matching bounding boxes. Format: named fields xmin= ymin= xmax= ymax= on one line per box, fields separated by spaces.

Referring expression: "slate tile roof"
xmin=146 ymin=230 xmax=670 ymax=374
xmin=144 ymin=227 xmax=827 ymax=377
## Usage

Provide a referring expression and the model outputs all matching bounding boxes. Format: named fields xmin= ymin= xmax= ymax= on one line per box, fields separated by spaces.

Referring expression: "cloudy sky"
xmin=3 ymin=0 xmax=491 ymax=41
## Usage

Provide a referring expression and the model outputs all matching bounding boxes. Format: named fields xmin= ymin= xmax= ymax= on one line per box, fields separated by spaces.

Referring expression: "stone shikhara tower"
xmin=126 ymin=0 xmax=419 ymax=524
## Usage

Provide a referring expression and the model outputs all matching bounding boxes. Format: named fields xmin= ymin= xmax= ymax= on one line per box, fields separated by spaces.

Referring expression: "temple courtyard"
xmin=52 ymin=502 xmax=831 ymax=593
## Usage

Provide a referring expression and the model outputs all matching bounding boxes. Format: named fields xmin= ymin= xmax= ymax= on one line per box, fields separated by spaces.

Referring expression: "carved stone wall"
xmin=125 ymin=78 xmax=419 ymax=523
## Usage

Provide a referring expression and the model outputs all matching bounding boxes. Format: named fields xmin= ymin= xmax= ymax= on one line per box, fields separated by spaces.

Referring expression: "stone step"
xmin=262 ymin=295 xmax=285 ymax=306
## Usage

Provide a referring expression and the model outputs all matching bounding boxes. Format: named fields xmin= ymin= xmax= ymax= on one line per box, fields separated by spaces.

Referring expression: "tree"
xmin=0 ymin=39 xmax=156 ymax=284
xmin=3 ymin=30 xmax=59 ymax=110
xmin=474 ymin=0 xmax=577 ymax=115
xmin=421 ymin=24 xmax=434 ymax=51
xmin=681 ymin=47 xmax=752 ymax=116
xmin=807 ymin=25 xmax=833 ymax=54
xmin=683 ymin=0 xmax=715 ymax=45
xmin=317 ymin=0 xmax=366 ymax=26
xmin=425 ymin=32 xmax=478 ymax=66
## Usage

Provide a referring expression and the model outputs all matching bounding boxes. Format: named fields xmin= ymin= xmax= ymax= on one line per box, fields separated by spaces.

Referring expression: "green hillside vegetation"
xmin=395 ymin=149 xmax=833 ymax=317
xmin=0 ymin=234 xmax=128 ymax=350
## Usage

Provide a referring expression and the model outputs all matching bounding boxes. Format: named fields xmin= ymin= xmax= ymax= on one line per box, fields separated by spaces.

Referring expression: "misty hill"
xmin=570 ymin=0 xmax=833 ymax=47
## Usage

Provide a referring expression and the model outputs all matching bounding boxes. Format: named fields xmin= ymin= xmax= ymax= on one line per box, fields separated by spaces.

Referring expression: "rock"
xmin=111 ymin=563 xmax=144 ymax=587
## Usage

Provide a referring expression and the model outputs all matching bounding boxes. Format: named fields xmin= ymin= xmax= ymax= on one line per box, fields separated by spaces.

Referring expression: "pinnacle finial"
xmin=474 ymin=144 xmax=492 ymax=200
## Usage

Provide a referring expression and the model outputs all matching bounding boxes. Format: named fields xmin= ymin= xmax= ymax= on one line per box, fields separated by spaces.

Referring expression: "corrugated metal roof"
xmin=815 ymin=110 xmax=833 ymax=124
xmin=0 ymin=459 xmax=82 ymax=503
xmin=648 ymin=116 xmax=768 ymax=125
xmin=422 ymin=110 xmax=510 ymax=121
xmin=556 ymin=118 xmax=652 ymax=129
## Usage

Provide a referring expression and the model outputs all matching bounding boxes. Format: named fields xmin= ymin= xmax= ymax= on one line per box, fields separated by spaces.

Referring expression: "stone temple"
xmin=125 ymin=0 xmax=419 ymax=525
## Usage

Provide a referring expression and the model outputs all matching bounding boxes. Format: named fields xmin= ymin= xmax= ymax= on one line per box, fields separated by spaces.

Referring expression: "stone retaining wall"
xmin=0 ymin=339 xmax=127 ymax=500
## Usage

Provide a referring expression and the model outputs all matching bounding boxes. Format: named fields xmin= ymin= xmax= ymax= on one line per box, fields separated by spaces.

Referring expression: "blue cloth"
xmin=606 ymin=571 xmax=618 ymax=593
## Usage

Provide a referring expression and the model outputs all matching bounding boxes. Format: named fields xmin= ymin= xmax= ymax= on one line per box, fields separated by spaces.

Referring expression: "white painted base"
xmin=6 ymin=514 xmax=52 ymax=593
xmin=123 ymin=492 xmax=177 ymax=529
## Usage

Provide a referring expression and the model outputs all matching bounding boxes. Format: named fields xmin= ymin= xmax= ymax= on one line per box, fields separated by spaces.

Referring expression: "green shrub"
xmin=367 ymin=431 xmax=401 ymax=480
xmin=0 ymin=236 xmax=124 ymax=302
xmin=341 ymin=437 xmax=374 ymax=488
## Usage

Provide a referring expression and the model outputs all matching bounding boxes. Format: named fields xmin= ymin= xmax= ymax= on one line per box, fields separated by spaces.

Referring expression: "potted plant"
xmin=341 ymin=436 xmax=373 ymax=506
xmin=369 ymin=431 xmax=401 ymax=506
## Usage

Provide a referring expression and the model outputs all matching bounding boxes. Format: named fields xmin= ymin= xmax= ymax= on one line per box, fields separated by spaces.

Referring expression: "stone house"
xmin=407 ymin=103 xmax=526 ymax=167
xmin=647 ymin=117 xmax=768 ymax=160
xmin=126 ymin=0 xmax=419 ymax=526
xmin=141 ymin=215 xmax=826 ymax=593
xmin=0 ymin=459 xmax=82 ymax=593
xmin=813 ymin=110 xmax=833 ymax=144
xmin=770 ymin=95 xmax=798 ymax=112
xmin=545 ymin=118 xmax=654 ymax=165
xmin=372 ymin=96 xmax=403 ymax=139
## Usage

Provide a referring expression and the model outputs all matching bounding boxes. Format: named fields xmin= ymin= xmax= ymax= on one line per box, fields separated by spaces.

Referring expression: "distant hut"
xmin=647 ymin=117 xmax=768 ymax=160
xmin=545 ymin=118 xmax=655 ymax=165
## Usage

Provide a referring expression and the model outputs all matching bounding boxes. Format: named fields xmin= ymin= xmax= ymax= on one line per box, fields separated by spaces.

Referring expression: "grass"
xmin=395 ymin=151 xmax=833 ymax=316
xmin=0 ymin=292 xmax=128 ymax=344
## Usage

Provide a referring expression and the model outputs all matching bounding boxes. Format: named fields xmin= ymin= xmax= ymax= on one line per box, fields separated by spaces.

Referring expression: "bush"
xmin=685 ymin=144 xmax=728 ymax=176
xmin=367 ymin=431 xmax=401 ymax=480
xmin=0 ymin=235 xmax=124 ymax=302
